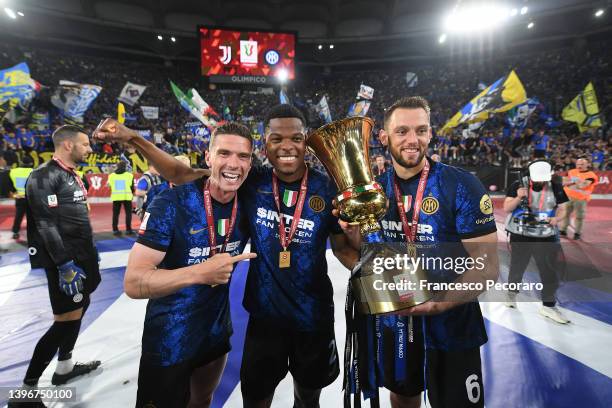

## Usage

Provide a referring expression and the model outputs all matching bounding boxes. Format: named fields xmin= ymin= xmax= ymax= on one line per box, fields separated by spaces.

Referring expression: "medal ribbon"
xmin=52 ymin=157 xmax=88 ymax=199
xmin=203 ymin=179 xmax=238 ymax=256
xmin=272 ymin=167 xmax=309 ymax=251
xmin=392 ymin=160 xmax=431 ymax=243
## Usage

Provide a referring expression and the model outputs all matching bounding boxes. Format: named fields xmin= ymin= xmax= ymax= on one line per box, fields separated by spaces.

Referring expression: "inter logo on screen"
xmin=265 ymin=50 xmax=280 ymax=65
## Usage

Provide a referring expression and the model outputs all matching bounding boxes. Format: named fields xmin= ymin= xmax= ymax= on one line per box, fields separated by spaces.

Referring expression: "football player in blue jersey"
xmin=340 ymin=96 xmax=499 ymax=408
xmin=236 ymin=105 xmax=357 ymax=408
xmin=95 ymin=106 xmax=358 ymax=408
xmin=121 ymin=122 xmax=257 ymax=408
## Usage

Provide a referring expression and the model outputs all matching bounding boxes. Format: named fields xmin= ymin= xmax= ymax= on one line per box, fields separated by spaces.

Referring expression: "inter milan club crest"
xmin=401 ymin=195 xmax=413 ymax=213
xmin=309 ymin=195 xmax=326 ymax=212
xmin=217 ymin=219 xmax=229 ymax=236
xmin=421 ymin=196 xmax=439 ymax=215
xmin=283 ymin=189 xmax=298 ymax=207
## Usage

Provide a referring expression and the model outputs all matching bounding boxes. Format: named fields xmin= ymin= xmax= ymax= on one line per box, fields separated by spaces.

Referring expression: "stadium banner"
xmin=0 ymin=62 xmax=39 ymax=111
xmin=27 ymin=151 xmax=150 ymax=174
xmin=441 ymin=70 xmax=527 ymax=134
xmin=86 ymin=173 xmax=111 ymax=197
xmin=406 ymin=72 xmax=418 ymax=88
xmin=141 ymin=106 xmax=159 ymax=120
xmin=117 ymin=81 xmax=146 ymax=106
xmin=558 ymin=170 xmax=611 ymax=195
xmin=51 ymin=80 xmax=102 ymax=123
xmin=357 ymin=84 xmax=374 ymax=100
xmin=561 ymin=82 xmax=602 ymax=132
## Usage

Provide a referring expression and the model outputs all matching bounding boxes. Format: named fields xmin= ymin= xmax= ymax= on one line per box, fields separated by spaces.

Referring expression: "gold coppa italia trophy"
xmin=307 ymin=116 xmax=431 ymax=314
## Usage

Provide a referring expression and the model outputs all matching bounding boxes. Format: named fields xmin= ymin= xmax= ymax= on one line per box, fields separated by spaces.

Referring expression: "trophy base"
xmin=351 ymin=264 xmax=432 ymax=315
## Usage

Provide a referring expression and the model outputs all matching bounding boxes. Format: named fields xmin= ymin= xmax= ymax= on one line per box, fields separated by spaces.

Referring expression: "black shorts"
xmin=240 ymin=318 xmax=340 ymax=400
xmin=383 ymin=318 xmax=484 ymax=408
xmin=45 ymin=257 xmax=101 ymax=315
xmin=136 ymin=338 xmax=231 ymax=408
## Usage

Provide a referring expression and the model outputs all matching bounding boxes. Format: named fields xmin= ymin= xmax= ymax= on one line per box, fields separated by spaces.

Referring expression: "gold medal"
xmin=279 ymin=250 xmax=291 ymax=268
xmin=272 ymin=168 xmax=308 ymax=271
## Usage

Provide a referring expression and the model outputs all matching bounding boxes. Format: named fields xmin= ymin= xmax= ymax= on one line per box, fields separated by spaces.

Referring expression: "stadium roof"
xmin=2 ymin=0 xmax=611 ymax=66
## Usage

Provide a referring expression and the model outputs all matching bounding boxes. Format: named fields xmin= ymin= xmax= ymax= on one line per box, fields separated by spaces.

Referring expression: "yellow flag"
xmin=441 ymin=70 xmax=527 ymax=134
xmin=118 ymin=102 xmax=126 ymax=124
xmin=562 ymin=82 xmax=601 ymax=132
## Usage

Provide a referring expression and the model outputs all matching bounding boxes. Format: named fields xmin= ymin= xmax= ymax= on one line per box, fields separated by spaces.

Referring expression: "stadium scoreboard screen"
xmin=199 ymin=26 xmax=296 ymax=85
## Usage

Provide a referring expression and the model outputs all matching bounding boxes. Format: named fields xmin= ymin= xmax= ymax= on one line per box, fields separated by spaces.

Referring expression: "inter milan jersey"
xmin=241 ymin=166 xmax=342 ymax=331
xmin=377 ymin=158 xmax=497 ymax=350
xmin=136 ymin=178 xmax=249 ymax=366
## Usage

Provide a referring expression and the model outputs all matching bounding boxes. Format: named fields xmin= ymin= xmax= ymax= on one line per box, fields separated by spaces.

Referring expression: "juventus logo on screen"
xmin=219 ymin=45 xmax=231 ymax=64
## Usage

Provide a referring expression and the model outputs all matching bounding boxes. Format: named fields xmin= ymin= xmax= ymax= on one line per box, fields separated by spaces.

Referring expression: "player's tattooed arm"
xmin=330 ymin=233 xmax=360 ymax=271
xmin=94 ymin=118 xmax=209 ymax=185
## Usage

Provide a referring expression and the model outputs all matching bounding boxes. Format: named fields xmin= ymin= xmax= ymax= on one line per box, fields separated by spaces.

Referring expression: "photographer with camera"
xmin=503 ymin=160 xmax=570 ymax=324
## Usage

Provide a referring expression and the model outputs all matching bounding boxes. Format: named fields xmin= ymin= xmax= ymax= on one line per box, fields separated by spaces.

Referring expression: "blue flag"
xmin=280 ymin=89 xmax=290 ymax=105
xmin=0 ymin=62 xmax=39 ymax=111
xmin=315 ymin=96 xmax=332 ymax=124
xmin=51 ymin=80 xmax=102 ymax=123
xmin=507 ymin=97 xmax=539 ymax=129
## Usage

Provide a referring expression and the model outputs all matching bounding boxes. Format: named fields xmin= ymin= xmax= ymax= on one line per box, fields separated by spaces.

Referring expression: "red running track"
xmin=0 ymin=202 xmax=141 ymax=234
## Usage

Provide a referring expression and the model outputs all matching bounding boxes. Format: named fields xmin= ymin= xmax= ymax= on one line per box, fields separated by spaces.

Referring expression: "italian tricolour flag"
xmin=217 ymin=219 xmax=229 ymax=236
xmin=401 ymin=195 xmax=412 ymax=212
xmin=283 ymin=189 xmax=298 ymax=207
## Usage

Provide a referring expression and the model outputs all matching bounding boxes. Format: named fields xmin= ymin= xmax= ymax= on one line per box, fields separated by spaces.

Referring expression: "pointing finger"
xmin=231 ymin=252 xmax=257 ymax=263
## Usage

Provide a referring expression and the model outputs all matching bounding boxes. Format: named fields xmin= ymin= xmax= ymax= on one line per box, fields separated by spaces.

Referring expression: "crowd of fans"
xmin=1 ymin=39 xmax=610 ymax=175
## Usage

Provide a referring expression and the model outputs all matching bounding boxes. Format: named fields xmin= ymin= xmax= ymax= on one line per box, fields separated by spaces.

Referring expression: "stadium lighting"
xmin=157 ymin=35 xmax=163 ymax=40
xmin=171 ymin=36 xmax=176 ymax=42
xmin=17 ymin=11 xmax=24 ymax=17
xmin=510 ymin=8 xmax=518 ymax=17
xmin=520 ymin=6 xmax=528 ymax=15
xmin=4 ymin=7 xmax=17 ymax=19
xmin=317 ymin=44 xmax=323 ymax=50
xmin=438 ymin=33 xmax=447 ymax=44
xmin=444 ymin=4 xmax=511 ymax=32
xmin=595 ymin=9 xmax=604 ymax=17
xmin=277 ymin=68 xmax=289 ymax=83
xmin=329 ymin=44 xmax=334 ymax=49
xmin=527 ymin=21 xmax=534 ymax=29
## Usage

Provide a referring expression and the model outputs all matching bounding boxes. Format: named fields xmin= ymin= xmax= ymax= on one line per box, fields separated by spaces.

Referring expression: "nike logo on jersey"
xmin=68 ymin=180 xmax=75 ymax=186
xmin=189 ymin=227 xmax=207 ymax=235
